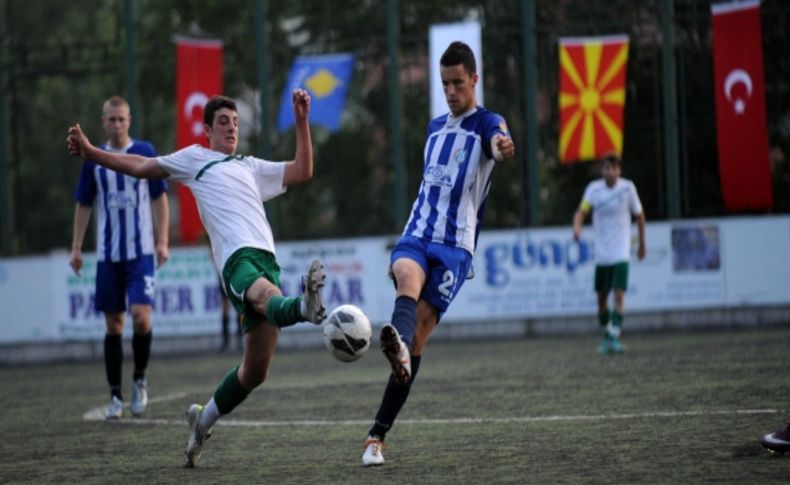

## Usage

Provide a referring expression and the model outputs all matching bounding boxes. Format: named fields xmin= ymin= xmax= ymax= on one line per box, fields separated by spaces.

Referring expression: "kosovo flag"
xmin=277 ymin=53 xmax=354 ymax=133
xmin=558 ymin=35 xmax=629 ymax=163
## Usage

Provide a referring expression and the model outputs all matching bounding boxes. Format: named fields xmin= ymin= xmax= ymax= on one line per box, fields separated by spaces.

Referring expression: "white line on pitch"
xmin=84 ymin=406 xmax=785 ymax=426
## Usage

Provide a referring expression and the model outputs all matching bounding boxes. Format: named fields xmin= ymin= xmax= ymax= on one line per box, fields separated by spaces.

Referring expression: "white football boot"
xmin=362 ymin=436 xmax=385 ymax=466
xmin=185 ymin=404 xmax=212 ymax=467
xmin=105 ymin=396 xmax=123 ymax=420
xmin=131 ymin=378 xmax=148 ymax=416
xmin=302 ymin=259 xmax=327 ymax=324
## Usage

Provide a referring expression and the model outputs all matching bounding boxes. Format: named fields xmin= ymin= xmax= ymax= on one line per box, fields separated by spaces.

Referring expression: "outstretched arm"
xmin=282 ymin=89 xmax=314 ymax=186
xmin=67 ymin=124 xmax=169 ymax=179
xmin=492 ymin=134 xmax=515 ymax=162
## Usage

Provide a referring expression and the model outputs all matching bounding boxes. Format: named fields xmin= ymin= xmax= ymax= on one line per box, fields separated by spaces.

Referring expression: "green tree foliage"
xmin=2 ymin=0 xmax=789 ymax=254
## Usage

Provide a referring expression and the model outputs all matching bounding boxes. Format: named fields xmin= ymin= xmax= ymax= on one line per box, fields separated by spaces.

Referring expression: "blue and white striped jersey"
xmin=403 ymin=106 xmax=509 ymax=254
xmin=74 ymin=140 xmax=167 ymax=262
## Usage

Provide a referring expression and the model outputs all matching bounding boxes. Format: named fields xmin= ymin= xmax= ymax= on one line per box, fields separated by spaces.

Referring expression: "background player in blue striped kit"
xmin=70 ymin=96 xmax=170 ymax=419
xmin=362 ymin=41 xmax=516 ymax=466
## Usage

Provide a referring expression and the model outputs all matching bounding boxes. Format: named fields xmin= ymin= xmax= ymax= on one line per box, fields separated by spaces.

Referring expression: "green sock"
xmin=598 ymin=310 xmax=611 ymax=327
xmin=213 ymin=365 xmax=251 ymax=415
xmin=265 ymin=295 xmax=304 ymax=327
xmin=612 ymin=310 xmax=623 ymax=329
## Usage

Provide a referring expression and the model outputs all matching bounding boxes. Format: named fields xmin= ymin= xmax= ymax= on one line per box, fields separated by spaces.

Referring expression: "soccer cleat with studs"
xmin=362 ymin=435 xmax=385 ymax=466
xmin=762 ymin=423 xmax=790 ymax=454
xmin=131 ymin=378 xmax=148 ymax=416
xmin=302 ymin=259 xmax=327 ymax=324
xmin=184 ymin=404 xmax=212 ymax=467
xmin=105 ymin=396 xmax=123 ymax=420
xmin=380 ymin=323 xmax=411 ymax=385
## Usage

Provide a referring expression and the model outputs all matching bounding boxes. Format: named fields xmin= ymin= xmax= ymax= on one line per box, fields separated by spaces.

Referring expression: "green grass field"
xmin=2 ymin=326 xmax=789 ymax=484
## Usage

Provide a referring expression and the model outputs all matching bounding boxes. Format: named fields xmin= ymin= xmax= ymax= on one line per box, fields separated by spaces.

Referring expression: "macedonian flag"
xmin=558 ymin=35 xmax=629 ymax=163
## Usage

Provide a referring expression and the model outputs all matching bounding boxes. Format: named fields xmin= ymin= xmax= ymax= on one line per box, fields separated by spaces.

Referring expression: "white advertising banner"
xmin=1 ymin=216 xmax=789 ymax=344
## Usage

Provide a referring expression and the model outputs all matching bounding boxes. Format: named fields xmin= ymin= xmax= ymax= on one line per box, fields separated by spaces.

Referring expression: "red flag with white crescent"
xmin=175 ymin=37 xmax=223 ymax=243
xmin=712 ymin=1 xmax=773 ymax=211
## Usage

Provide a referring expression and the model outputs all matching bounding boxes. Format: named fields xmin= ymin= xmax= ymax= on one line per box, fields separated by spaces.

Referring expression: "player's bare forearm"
xmin=283 ymin=89 xmax=314 ymax=185
xmin=67 ymin=124 xmax=168 ymax=179
xmin=153 ymin=195 xmax=170 ymax=248
xmin=636 ymin=212 xmax=646 ymax=259
xmin=572 ymin=210 xmax=586 ymax=240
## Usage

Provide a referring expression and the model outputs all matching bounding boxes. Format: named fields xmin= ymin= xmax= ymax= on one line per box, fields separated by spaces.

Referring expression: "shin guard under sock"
xmin=368 ymin=355 xmax=422 ymax=439
xmin=104 ymin=333 xmax=123 ymax=399
xmin=132 ymin=330 xmax=152 ymax=381
xmin=265 ymin=295 xmax=303 ymax=328
xmin=391 ymin=295 xmax=417 ymax=349
xmin=213 ymin=365 xmax=252 ymax=415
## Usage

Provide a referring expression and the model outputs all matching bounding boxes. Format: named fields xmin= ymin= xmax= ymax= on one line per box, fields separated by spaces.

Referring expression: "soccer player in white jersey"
xmin=361 ymin=41 xmax=515 ymax=466
xmin=67 ymin=90 xmax=326 ymax=467
xmin=573 ymin=154 xmax=646 ymax=354
xmin=70 ymin=96 xmax=169 ymax=420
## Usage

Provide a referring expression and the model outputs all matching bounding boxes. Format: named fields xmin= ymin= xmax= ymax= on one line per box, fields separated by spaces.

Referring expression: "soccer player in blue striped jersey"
xmin=70 ymin=96 xmax=170 ymax=419
xmin=362 ymin=41 xmax=515 ymax=466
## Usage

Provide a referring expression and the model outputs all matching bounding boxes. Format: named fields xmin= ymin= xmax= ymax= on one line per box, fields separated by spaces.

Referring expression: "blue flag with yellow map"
xmin=277 ymin=53 xmax=354 ymax=133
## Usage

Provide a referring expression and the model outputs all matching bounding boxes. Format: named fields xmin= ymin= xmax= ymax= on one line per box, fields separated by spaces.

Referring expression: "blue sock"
xmin=391 ymin=295 xmax=417 ymax=349
xmin=368 ymin=355 xmax=422 ymax=440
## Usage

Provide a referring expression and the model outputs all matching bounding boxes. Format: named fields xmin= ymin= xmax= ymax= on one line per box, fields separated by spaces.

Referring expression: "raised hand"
xmin=292 ymin=88 xmax=311 ymax=122
xmin=66 ymin=124 xmax=92 ymax=159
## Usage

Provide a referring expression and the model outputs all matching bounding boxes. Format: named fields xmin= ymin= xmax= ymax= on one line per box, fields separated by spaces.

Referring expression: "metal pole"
xmin=522 ymin=0 xmax=540 ymax=226
xmin=0 ymin=0 xmax=10 ymax=254
xmin=387 ymin=0 xmax=407 ymax=229
xmin=255 ymin=0 xmax=276 ymax=230
xmin=255 ymin=0 xmax=271 ymax=158
xmin=123 ymin=0 xmax=140 ymax=136
xmin=660 ymin=0 xmax=680 ymax=218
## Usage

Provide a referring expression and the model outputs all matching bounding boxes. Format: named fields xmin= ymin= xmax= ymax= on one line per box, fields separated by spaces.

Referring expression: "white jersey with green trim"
xmin=157 ymin=144 xmax=286 ymax=272
xmin=580 ymin=177 xmax=643 ymax=265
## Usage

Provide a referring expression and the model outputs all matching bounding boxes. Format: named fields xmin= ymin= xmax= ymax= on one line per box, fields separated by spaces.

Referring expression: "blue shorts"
xmin=390 ymin=236 xmax=472 ymax=320
xmin=95 ymin=255 xmax=156 ymax=313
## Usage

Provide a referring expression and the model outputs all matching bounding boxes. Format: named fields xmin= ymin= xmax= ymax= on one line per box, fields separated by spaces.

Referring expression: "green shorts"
xmin=594 ymin=262 xmax=629 ymax=293
xmin=221 ymin=247 xmax=282 ymax=333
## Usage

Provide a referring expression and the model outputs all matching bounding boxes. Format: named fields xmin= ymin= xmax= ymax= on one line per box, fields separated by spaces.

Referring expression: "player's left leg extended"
xmin=364 ymin=241 xmax=471 ymax=466
xmin=185 ymin=317 xmax=279 ymax=467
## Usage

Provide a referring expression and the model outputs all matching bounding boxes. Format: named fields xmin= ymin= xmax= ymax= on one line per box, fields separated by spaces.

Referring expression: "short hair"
xmin=440 ymin=41 xmax=477 ymax=75
xmin=102 ymin=96 xmax=129 ymax=115
xmin=203 ymin=95 xmax=237 ymax=126
xmin=601 ymin=153 xmax=622 ymax=166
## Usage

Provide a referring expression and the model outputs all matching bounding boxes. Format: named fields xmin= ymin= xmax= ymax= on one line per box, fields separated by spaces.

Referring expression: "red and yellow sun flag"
xmin=559 ymin=35 xmax=629 ymax=163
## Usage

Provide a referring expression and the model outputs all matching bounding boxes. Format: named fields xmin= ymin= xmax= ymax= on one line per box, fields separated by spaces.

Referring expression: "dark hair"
xmin=440 ymin=41 xmax=476 ymax=75
xmin=601 ymin=153 xmax=622 ymax=166
xmin=203 ymin=95 xmax=237 ymax=126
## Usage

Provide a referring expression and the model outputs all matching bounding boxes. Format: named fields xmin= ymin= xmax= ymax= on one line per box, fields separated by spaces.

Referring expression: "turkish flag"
xmin=175 ymin=37 xmax=223 ymax=243
xmin=712 ymin=1 xmax=773 ymax=211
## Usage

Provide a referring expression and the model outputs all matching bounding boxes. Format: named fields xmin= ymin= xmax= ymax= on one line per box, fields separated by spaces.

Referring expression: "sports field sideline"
xmin=2 ymin=325 xmax=789 ymax=484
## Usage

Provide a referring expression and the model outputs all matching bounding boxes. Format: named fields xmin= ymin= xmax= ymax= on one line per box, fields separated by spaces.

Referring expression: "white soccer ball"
xmin=323 ymin=304 xmax=372 ymax=362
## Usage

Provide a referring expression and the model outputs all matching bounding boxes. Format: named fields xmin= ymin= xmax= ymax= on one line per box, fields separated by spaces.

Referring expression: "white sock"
xmin=200 ymin=398 xmax=221 ymax=431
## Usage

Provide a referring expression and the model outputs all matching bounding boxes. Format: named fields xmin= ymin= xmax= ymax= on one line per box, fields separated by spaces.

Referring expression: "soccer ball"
xmin=323 ymin=304 xmax=372 ymax=362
